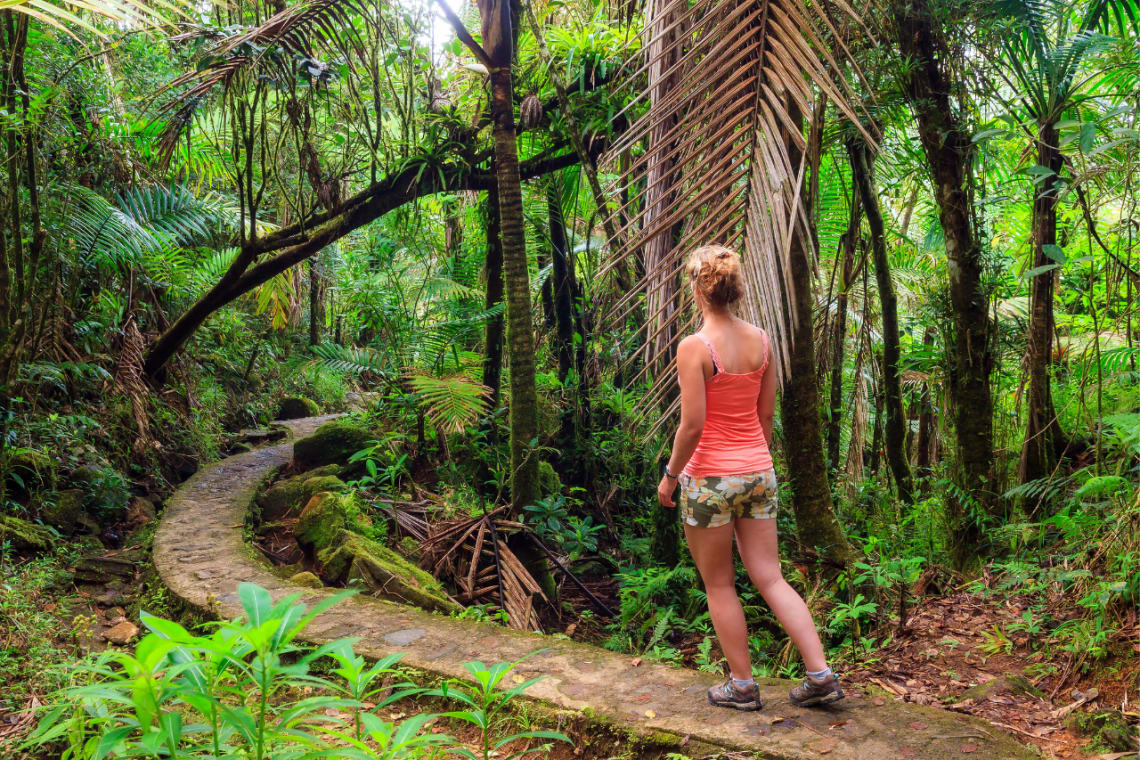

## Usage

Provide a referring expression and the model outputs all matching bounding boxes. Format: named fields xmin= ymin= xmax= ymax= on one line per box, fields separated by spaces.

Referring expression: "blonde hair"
xmin=685 ymin=245 xmax=743 ymax=308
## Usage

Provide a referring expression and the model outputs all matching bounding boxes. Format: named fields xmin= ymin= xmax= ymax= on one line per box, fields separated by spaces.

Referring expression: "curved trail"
xmin=154 ymin=416 xmax=1032 ymax=759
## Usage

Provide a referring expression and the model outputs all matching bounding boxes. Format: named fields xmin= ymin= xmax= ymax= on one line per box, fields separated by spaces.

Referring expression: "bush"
xmin=23 ymin=582 xmax=569 ymax=759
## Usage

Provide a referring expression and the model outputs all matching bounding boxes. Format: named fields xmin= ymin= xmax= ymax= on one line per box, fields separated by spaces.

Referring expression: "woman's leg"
xmin=684 ymin=521 xmax=752 ymax=680
xmin=734 ymin=518 xmax=828 ymax=672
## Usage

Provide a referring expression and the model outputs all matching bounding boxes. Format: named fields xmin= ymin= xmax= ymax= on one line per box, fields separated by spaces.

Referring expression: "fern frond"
xmin=406 ymin=374 xmax=490 ymax=434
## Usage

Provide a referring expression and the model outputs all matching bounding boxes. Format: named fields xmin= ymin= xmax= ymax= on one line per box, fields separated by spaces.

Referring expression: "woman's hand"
xmin=658 ymin=474 xmax=677 ymax=507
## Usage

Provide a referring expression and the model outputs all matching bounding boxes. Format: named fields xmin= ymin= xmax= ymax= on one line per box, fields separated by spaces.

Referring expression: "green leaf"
xmin=1042 ymin=244 xmax=1065 ymax=263
xmin=1079 ymin=122 xmax=1097 ymax=153
xmin=238 ymin=582 xmax=274 ymax=628
xmin=1022 ymin=263 xmax=1061 ymax=279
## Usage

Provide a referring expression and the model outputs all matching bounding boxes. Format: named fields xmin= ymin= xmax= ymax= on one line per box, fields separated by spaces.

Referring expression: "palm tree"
xmin=597 ymin=0 xmax=870 ymax=561
xmin=986 ymin=0 xmax=1137 ymax=487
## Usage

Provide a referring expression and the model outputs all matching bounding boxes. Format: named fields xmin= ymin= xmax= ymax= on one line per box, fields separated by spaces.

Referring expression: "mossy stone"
xmin=41 ymin=488 xmax=84 ymax=533
xmin=256 ymin=466 xmax=345 ymax=522
xmin=960 ymin=673 xmax=1042 ymax=701
xmin=296 ymin=492 xmax=353 ymax=553
xmin=293 ymin=419 xmax=373 ymax=471
xmin=0 ymin=515 xmax=54 ymax=552
xmin=289 ymin=571 xmax=324 ymax=589
xmin=317 ymin=529 xmax=459 ymax=614
xmin=277 ymin=396 xmax=320 ymax=420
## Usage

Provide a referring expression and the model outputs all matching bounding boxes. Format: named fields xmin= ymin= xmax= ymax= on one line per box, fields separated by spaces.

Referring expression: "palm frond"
xmin=406 ymin=374 xmax=491 ymax=434
xmin=599 ymin=0 xmax=871 ymax=395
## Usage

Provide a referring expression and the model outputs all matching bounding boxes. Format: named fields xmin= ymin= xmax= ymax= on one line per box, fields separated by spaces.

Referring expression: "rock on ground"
xmin=277 ymin=397 xmax=320 ymax=420
xmin=256 ymin=465 xmax=345 ymax=522
xmin=292 ymin=419 xmax=373 ymax=472
xmin=101 ymin=621 xmax=139 ymax=646
xmin=317 ymin=529 xmax=459 ymax=614
xmin=0 ymin=515 xmax=54 ymax=552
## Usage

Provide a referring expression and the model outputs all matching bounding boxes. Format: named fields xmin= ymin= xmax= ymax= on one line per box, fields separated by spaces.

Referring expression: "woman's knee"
xmin=747 ymin=561 xmax=784 ymax=592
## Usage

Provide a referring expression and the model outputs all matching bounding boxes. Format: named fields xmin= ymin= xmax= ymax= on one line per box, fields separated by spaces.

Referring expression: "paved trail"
xmin=154 ymin=416 xmax=1033 ymax=760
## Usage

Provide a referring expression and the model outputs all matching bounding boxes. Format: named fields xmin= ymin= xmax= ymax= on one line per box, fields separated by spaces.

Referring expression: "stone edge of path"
xmin=154 ymin=416 xmax=1035 ymax=760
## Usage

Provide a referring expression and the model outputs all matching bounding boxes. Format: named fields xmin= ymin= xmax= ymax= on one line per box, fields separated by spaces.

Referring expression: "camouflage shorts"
xmin=677 ymin=470 xmax=778 ymax=527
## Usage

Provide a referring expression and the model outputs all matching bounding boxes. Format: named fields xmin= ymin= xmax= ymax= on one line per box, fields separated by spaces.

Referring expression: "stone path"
xmin=154 ymin=416 xmax=1034 ymax=760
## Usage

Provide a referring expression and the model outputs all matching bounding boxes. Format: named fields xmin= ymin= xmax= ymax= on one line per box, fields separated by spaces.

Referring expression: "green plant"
xmin=426 ymin=658 xmax=571 ymax=760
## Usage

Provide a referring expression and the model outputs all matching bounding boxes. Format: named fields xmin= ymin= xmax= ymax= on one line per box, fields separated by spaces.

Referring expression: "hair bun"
xmin=685 ymin=245 xmax=743 ymax=308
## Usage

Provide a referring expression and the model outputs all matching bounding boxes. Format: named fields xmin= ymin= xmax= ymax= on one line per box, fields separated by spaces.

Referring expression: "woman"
xmin=657 ymin=245 xmax=843 ymax=711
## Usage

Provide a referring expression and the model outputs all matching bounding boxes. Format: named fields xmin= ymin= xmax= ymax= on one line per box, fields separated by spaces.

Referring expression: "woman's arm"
xmin=756 ymin=332 xmax=776 ymax=448
xmin=658 ymin=337 xmax=707 ymax=507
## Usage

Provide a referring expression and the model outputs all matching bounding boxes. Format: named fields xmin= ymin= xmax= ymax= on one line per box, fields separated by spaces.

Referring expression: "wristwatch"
xmin=663 ymin=464 xmax=678 ymax=480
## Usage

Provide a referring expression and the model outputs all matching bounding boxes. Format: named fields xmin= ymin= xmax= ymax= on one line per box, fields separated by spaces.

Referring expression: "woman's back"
xmin=683 ymin=320 xmax=773 ymax=477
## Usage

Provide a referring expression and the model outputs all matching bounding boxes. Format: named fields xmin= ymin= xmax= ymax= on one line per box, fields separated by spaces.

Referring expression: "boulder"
xmin=0 ymin=515 xmax=54 ymax=552
xmin=256 ymin=466 xmax=345 ymax=522
xmin=293 ymin=419 xmax=373 ymax=472
xmin=74 ymin=555 xmax=136 ymax=584
xmin=229 ymin=442 xmax=254 ymax=455
xmin=289 ymin=571 xmax=324 ymax=589
xmin=277 ymin=396 xmax=320 ymax=420
xmin=317 ymin=529 xmax=459 ymax=614
xmin=41 ymin=488 xmax=84 ymax=533
xmin=295 ymin=491 xmax=354 ymax=553
xmin=126 ymin=496 xmax=156 ymax=528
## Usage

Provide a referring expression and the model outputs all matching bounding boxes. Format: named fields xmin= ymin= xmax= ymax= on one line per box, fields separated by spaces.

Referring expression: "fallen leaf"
xmin=771 ymin=717 xmax=784 ymax=724
xmin=899 ymin=746 xmax=916 ymax=757
xmin=645 ymin=710 xmax=656 ymax=718
xmin=630 ymin=657 xmax=642 ymax=667
xmin=807 ymin=737 xmax=839 ymax=754
xmin=908 ymin=721 xmax=928 ymax=731
xmin=872 ymin=697 xmax=886 ymax=706
xmin=633 ymin=695 xmax=651 ymax=703
xmin=679 ymin=735 xmax=689 ymax=747
xmin=511 ymin=675 xmax=524 ymax=684
xmin=961 ymin=744 xmax=977 ymax=754
xmin=828 ymin=720 xmax=849 ymax=729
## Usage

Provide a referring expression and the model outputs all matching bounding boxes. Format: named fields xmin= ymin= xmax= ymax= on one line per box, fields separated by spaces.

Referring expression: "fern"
xmin=406 ymin=374 xmax=490 ymax=434
xmin=310 ymin=343 xmax=391 ymax=376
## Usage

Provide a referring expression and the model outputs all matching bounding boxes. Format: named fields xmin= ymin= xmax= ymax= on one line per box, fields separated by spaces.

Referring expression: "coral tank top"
xmin=682 ymin=331 xmax=774 ymax=477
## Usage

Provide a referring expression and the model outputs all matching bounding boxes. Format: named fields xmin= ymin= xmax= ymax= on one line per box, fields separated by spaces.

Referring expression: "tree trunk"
xmin=892 ymin=0 xmax=996 ymax=566
xmin=849 ymin=139 xmax=913 ymax=503
xmin=548 ymin=181 xmax=574 ymax=381
xmin=479 ymin=0 xmax=555 ymax=602
xmin=308 ymin=255 xmax=323 ymax=346
xmin=482 ymin=182 xmax=505 ymax=408
xmin=1019 ymin=120 xmax=1066 ymax=487
xmin=827 ymin=193 xmax=862 ymax=475
xmin=780 ymin=102 xmax=853 ymax=568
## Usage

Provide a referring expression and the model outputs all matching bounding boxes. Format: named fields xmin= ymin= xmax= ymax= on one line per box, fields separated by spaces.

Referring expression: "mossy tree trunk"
xmin=849 ymin=138 xmax=913 ymax=503
xmin=893 ymin=0 xmax=996 ymax=567
xmin=781 ymin=101 xmax=854 ymax=569
xmin=482 ymin=182 xmax=505 ymax=409
xmin=1019 ymin=120 xmax=1067 ymax=490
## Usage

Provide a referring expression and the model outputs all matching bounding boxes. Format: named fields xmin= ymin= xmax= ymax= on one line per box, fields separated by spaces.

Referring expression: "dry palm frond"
xmin=115 ymin=317 xmax=153 ymax=451
xmin=599 ymin=0 xmax=872 ymax=415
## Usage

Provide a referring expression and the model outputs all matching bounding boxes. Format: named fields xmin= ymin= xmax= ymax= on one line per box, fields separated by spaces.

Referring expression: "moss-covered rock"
xmin=6 ymin=450 xmax=53 ymax=498
xmin=41 ymin=488 xmax=84 ymax=533
xmin=256 ymin=466 xmax=345 ymax=522
xmin=296 ymin=491 xmax=353 ymax=553
xmin=0 ymin=515 xmax=54 ymax=552
xmin=1067 ymin=709 xmax=1136 ymax=753
xmin=960 ymin=673 xmax=1043 ymax=701
xmin=277 ymin=396 xmax=320 ymax=420
xmin=293 ymin=419 xmax=373 ymax=471
xmin=289 ymin=571 xmax=324 ymax=589
xmin=317 ymin=529 xmax=459 ymax=614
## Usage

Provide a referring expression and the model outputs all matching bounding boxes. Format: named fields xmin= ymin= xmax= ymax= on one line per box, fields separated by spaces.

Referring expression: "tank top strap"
xmin=758 ymin=328 xmax=770 ymax=375
xmin=696 ymin=332 xmax=724 ymax=374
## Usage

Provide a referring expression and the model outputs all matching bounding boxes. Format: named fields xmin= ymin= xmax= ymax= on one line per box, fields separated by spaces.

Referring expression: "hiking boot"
xmin=707 ymin=679 xmax=763 ymax=711
xmin=789 ymin=673 xmax=845 ymax=707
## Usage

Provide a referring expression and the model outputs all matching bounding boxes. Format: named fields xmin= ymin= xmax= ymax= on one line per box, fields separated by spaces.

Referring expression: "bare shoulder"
xmin=676 ymin=334 xmax=706 ymax=361
xmin=735 ymin=319 xmax=768 ymax=341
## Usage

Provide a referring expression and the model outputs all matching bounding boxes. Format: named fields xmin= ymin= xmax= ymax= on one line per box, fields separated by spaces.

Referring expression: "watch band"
xmin=664 ymin=464 xmax=678 ymax=480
